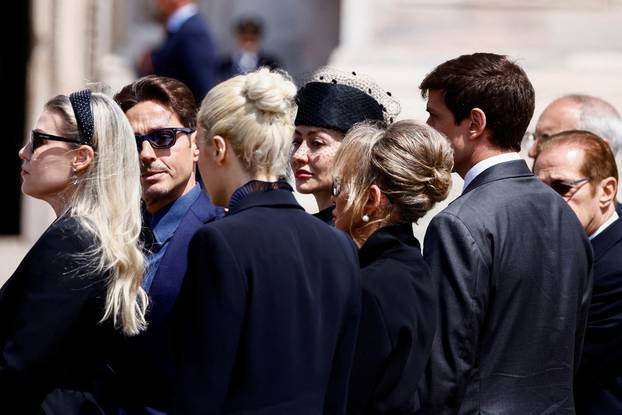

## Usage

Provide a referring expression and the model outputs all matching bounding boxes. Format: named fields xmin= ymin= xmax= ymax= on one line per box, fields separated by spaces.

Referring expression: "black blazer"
xmin=173 ymin=185 xmax=361 ymax=414
xmin=348 ymin=224 xmax=436 ymax=414
xmin=152 ymin=13 xmax=217 ymax=103
xmin=106 ymin=191 xmax=223 ymax=412
xmin=575 ymin=216 xmax=622 ymax=414
xmin=419 ymin=160 xmax=593 ymax=414
xmin=0 ymin=216 xmax=111 ymax=414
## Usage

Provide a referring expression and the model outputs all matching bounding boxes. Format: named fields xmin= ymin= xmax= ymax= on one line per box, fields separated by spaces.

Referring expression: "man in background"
xmin=218 ymin=16 xmax=282 ymax=81
xmin=528 ymin=94 xmax=622 ymax=159
xmin=139 ymin=0 xmax=218 ymax=103
xmin=534 ymin=131 xmax=622 ymax=415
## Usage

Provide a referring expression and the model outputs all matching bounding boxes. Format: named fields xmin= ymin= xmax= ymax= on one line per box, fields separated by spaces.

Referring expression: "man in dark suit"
xmin=534 ymin=130 xmax=622 ymax=414
xmin=218 ymin=16 xmax=282 ymax=81
xmin=139 ymin=0 xmax=217 ymax=103
xmin=417 ymin=53 xmax=593 ymax=414
xmin=526 ymin=94 xmax=622 ymax=204
xmin=108 ymin=75 xmax=223 ymax=413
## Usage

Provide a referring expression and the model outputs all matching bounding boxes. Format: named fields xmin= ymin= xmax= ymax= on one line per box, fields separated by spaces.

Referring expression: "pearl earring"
xmin=362 ymin=214 xmax=370 ymax=223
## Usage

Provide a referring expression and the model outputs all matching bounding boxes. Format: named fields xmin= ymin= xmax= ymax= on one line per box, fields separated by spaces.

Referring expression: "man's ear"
xmin=599 ymin=176 xmax=617 ymax=208
xmin=190 ymin=131 xmax=199 ymax=161
xmin=467 ymin=108 xmax=487 ymax=140
xmin=72 ymin=145 xmax=95 ymax=174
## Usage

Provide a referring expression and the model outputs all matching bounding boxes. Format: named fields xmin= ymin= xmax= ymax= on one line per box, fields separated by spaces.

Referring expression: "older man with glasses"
xmin=100 ymin=75 xmax=223 ymax=414
xmin=534 ymin=130 xmax=622 ymax=415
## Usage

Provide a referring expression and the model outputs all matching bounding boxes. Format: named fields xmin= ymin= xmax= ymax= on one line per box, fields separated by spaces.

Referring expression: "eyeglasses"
xmin=546 ymin=176 xmax=591 ymax=196
xmin=524 ymin=131 xmax=552 ymax=143
xmin=331 ymin=177 xmax=342 ymax=197
xmin=30 ymin=130 xmax=85 ymax=151
xmin=135 ymin=127 xmax=195 ymax=150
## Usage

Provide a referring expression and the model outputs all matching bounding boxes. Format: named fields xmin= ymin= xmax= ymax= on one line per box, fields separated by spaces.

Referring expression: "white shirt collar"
xmin=167 ymin=3 xmax=198 ymax=33
xmin=462 ymin=152 xmax=522 ymax=192
xmin=589 ymin=210 xmax=619 ymax=240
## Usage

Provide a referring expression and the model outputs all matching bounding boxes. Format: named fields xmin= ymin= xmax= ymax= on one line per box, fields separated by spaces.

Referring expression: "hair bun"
xmin=242 ymin=68 xmax=296 ymax=115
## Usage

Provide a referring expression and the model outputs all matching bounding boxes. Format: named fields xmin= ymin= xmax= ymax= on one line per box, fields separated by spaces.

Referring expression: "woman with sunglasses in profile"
xmin=0 ymin=88 xmax=147 ymax=414
xmin=331 ymin=120 xmax=453 ymax=414
xmin=173 ymin=67 xmax=361 ymax=414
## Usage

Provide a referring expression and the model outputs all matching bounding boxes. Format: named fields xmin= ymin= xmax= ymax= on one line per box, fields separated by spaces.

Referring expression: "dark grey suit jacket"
xmin=419 ymin=159 xmax=593 ymax=414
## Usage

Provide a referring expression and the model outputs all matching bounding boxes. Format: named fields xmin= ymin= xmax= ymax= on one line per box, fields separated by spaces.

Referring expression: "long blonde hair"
xmin=45 ymin=91 xmax=148 ymax=335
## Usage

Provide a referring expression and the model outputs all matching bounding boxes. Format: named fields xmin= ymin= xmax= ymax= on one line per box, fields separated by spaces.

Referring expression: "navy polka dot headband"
xmin=69 ymin=89 xmax=94 ymax=145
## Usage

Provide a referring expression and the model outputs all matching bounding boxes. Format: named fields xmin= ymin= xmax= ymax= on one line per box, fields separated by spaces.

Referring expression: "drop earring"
xmin=362 ymin=214 xmax=370 ymax=223
xmin=71 ymin=167 xmax=80 ymax=185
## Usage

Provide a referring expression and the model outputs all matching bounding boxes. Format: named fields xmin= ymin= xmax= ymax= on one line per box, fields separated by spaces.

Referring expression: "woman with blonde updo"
xmin=331 ymin=120 xmax=453 ymax=414
xmin=173 ymin=68 xmax=362 ymax=414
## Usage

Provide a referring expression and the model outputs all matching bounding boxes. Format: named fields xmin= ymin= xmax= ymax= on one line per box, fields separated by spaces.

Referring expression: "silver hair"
xmin=563 ymin=94 xmax=622 ymax=155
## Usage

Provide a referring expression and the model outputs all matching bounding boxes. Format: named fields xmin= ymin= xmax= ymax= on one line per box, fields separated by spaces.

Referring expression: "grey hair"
xmin=563 ymin=94 xmax=622 ymax=155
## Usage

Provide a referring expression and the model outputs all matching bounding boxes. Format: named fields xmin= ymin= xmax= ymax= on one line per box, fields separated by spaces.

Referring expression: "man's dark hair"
xmin=114 ymin=75 xmax=197 ymax=129
xmin=420 ymin=52 xmax=535 ymax=151
xmin=235 ymin=16 xmax=263 ymax=36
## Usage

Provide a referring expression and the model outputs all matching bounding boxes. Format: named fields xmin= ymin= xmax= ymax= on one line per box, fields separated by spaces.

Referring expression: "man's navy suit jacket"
xmin=152 ymin=13 xmax=217 ymax=103
xmin=575 ymin=216 xmax=622 ymax=414
xmin=109 ymin=191 xmax=223 ymax=412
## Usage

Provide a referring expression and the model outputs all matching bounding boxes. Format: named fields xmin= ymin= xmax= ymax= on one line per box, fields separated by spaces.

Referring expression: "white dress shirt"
xmin=589 ymin=210 xmax=619 ymax=240
xmin=462 ymin=152 xmax=523 ymax=192
xmin=167 ymin=3 xmax=199 ymax=33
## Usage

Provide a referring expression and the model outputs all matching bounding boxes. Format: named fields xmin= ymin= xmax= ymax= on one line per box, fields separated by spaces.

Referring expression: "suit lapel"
xmin=147 ymin=192 xmax=222 ymax=325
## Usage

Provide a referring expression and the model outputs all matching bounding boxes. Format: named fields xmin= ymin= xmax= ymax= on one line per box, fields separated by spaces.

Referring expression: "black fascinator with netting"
xmin=294 ymin=67 xmax=401 ymax=133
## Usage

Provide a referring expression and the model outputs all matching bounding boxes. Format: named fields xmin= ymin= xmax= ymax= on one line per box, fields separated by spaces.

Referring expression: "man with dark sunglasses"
xmin=102 ymin=75 xmax=223 ymax=414
xmin=534 ymin=130 xmax=622 ymax=415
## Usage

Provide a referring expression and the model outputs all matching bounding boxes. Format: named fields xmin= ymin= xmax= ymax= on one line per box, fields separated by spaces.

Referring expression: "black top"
xmin=313 ymin=205 xmax=335 ymax=225
xmin=348 ymin=223 xmax=436 ymax=414
xmin=0 ymin=216 xmax=111 ymax=414
xmin=173 ymin=183 xmax=361 ymax=414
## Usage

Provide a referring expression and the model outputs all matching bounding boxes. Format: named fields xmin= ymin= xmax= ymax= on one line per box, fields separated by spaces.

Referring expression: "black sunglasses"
xmin=135 ymin=127 xmax=194 ymax=150
xmin=30 ymin=130 xmax=85 ymax=151
xmin=547 ymin=177 xmax=591 ymax=196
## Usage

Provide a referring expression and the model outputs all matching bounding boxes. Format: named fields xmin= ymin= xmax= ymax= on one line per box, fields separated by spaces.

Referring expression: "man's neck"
xmin=145 ymin=177 xmax=197 ymax=215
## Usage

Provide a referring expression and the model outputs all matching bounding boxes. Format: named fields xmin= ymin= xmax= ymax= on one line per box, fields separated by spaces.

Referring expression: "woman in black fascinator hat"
xmin=291 ymin=67 xmax=400 ymax=225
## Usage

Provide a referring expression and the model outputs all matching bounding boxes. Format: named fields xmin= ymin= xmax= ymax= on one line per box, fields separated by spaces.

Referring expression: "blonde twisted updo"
xmin=198 ymin=67 xmax=297 ymax=177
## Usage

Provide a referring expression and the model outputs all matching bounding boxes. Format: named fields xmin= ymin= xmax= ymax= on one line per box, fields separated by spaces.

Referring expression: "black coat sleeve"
xmin=0 ymin=219 xmax=104 ymax=411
